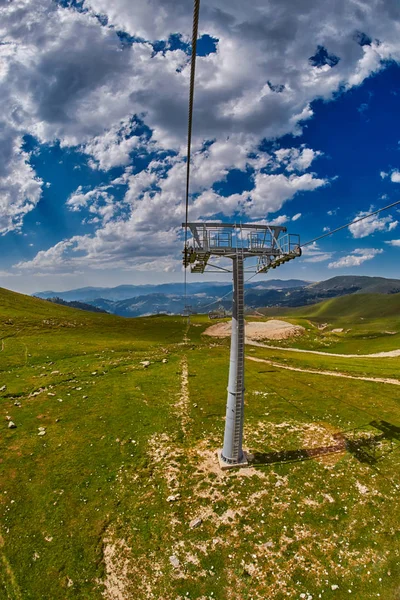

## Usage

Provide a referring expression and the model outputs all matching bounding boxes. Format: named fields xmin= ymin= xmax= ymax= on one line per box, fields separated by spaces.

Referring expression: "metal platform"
xmin=183 ymin=222 xmax=301 ymax=274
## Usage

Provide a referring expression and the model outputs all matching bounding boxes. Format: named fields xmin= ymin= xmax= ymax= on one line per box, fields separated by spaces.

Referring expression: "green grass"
xmin=1 ymin=288 xmax=400 ymax=599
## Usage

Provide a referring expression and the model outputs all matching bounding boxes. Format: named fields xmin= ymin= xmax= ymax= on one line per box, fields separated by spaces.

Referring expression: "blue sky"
xmin=1 ymin=0 xmax=400 ymax=293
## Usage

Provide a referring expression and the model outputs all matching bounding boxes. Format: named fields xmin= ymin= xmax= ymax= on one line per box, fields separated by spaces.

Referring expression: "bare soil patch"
xmin=204 ymin=319 xmax=305 ymax=341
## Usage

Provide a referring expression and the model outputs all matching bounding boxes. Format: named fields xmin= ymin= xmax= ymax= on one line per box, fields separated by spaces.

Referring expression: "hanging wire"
xmin=183 ymin=0 xmax=201 ymax=309
xmin=236 ymin=199 xmax=400 ymax=285
xmin=301 ymin=199 xmax=400 ymax=248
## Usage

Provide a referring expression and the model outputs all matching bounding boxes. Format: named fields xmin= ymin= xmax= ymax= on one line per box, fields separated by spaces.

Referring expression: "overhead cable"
xmin=183 ymin=0 xmax=201 ymax=305
xmin=301 ymin=199 xmax=400 ymax=248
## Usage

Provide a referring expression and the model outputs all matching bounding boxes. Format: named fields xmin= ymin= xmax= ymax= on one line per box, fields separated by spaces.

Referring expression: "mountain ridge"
xmin=32 ymin=275 xmax=400 ymax=317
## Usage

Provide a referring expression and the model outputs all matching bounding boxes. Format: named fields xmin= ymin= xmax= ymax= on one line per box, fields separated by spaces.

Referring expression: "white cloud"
xmin=274 ymin=147 xmax=322 ymax=172
xmin=2 ymin=0 xmax=400 ymax=264
xmin=349 ymin=209 xmax=397 ymax=238
xmin=66 ymin=185 xmax=118 ymax=223
xmin=391 ymin=170 xmax=400 ymax=183
xmin=247 ymin=172 xmax=327 ymax=217
xmin=82 ymin=121 xmax=143 ymax=171
xmin=328 ymin=247 xmax=383 ymax=268
xmin=268 ymin=215 xmax=289 ymax=226
xmin=302 ymin=242 xmax=334 ymax=263
xmin=380 ymin=171 xmax=388 ymax=179
xmin=0 ymin=134 xmax=43 ymax=235
xmin=385 ymin=239 xmax=400 ymax=247
xmin=292 ymin=213 xmax=302 ymax=221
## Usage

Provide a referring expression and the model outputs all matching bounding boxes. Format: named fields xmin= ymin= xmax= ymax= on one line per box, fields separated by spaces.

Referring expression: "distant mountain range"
xmin=41 ymin=297 xmax=109 ymax=314
xmin=34 ymin=275 xmax=400 ymax=317
xmin=34 ymin=279 xmax=307 ymax=302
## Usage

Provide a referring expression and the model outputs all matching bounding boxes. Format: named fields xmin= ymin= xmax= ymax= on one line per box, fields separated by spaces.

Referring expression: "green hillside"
xmin=1 ymin=287 xmax=400 ymax=600
xmin=306 ymin=275 xmax=400 ymax=295
xmin=259 ymin=292 xmax=400 ymax=321
xmin=293 ymin=292 xmax=400 ymax=320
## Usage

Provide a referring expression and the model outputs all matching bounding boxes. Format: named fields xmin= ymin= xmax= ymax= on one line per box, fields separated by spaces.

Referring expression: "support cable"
xmin=301 ymin=199 xmax=400 ymax=248
xmin=183 ymin=0 xmax=201 ymax=309
xmin=240 ymin=199 xmax=400 ymax=285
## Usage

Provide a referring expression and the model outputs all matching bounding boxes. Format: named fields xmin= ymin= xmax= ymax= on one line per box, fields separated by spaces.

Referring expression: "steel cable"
xmin=301 ymin=199 xmax=400 ymax=248
xmin=183 ymin=0 xmax=201 ymax=308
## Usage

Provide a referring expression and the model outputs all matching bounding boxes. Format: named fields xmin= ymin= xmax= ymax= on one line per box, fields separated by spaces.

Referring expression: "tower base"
xmin=217 ymin=449 xmax=249 ymax=471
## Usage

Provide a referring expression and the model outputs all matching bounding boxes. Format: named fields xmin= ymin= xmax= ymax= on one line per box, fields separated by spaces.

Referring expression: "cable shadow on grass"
xmin=249 ymin=420 xmax=400 ymax=467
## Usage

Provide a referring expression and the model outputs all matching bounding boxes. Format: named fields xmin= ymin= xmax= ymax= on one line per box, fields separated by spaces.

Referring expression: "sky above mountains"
xmin=1 ymin=0 xmax=400 ymax=293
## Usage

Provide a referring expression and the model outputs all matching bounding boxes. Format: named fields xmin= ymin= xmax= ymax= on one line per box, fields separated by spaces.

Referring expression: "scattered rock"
xmin=44 ymin=536 xmax=53 ymax=542
xmin=51 ymin=371 xmax=60 ymax=375
xmin=162 ymin=359 xmax=168 ymax=364
xmin=0 ymin=385 xmax=6 ymax=392
xmin=5 ymin=415 xmax=11 ymax=421
xmin=169 ymin=555 xmax=180 ymax=569
xmin=166 ymin=494 xmax=180 ymax=503
xmin=8 ymin=421 xmax=16 ymax=429
xmin=29 ymin=388 xmax=47 ymax=398
xmin=38 ymin=427 xmax=46 ymax=436
xmin=47 ymin=393 xmax=55 ymax=397
xmin=332 ymin=328 xmax=344 ymax=334
xmin=91 ymin=372 xmax=97 ymax=375
xmin=140 ymin=361 xmax=151 ymax=368
xmin=331 ymin=585 xmax=339 ymax=591
xmin=189 ymin=518 xmax=202 ymax=529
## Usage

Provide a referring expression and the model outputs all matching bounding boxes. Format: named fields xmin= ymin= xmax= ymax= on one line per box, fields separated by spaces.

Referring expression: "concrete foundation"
xmin=217 ymin=449 xmax=249 ymax=471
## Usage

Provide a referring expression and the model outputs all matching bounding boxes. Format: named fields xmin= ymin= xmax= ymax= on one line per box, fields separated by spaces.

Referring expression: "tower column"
xmin=220 ymin=255 xmax=247 ymax=467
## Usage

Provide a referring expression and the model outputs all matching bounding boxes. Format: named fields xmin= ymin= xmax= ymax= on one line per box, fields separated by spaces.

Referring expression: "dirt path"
xmin=247 ymin=356 xmax=400 ymax=386
xmin=247 ymin=340 xmax=400 ymax=359
xmin=0 ymin=534 xmax=23 ymax=600
xmin=175 ymin=356 xmax=190 ymax=434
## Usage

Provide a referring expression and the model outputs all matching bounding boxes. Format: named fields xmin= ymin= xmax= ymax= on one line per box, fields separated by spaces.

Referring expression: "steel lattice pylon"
xmin=182 ymin=222 xmax=301 ymax=469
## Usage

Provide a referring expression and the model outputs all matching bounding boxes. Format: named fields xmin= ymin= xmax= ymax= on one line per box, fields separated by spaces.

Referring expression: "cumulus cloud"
xmin=385 ymin=239 xmax=400 ymax=247
xmin=82 ymin=121 xmax=144 ymax=171
xmin=16 ymin=142 xmax=325 ymax=274
xmin=348 ymin=209 xmax=397 ymax=238
xmin=247 ymin=172 xmax=327 ymax=217
xmin=328 ymin=247 xmax=383 ymax=268
xmin=391 ymin=170 xmax=400 ymax=182
xmin=66 ymin=185 xmax=119 ymax=223
xmin=301 ymin=242 xmax=334 ymax=263
xmin=0 ymin=134 xmax=43 ymax=235
xmin=274 ymin=147 xmax=322 ymax=172
xmin=3 ymin=0 xmax=400 ymax=268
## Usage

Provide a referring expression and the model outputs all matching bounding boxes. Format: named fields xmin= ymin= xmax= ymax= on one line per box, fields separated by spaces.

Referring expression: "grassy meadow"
xmin=1 ymin=287 xmax=400 ymax=599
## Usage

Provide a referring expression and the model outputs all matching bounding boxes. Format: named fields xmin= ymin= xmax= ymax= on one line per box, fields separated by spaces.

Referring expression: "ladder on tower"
xmin=232 ymin=254 xmax=245 ymax=460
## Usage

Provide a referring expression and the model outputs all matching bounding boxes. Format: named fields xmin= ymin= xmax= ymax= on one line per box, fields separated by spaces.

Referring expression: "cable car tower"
xmin=183 ymin=222 xmax=301 ymax=469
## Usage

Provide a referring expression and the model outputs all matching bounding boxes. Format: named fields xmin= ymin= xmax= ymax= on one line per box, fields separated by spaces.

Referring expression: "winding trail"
xmin=247 ymin=340 xmax=400 ymax=359
xmin=247 ymin=356 xmax=400 ymax=386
